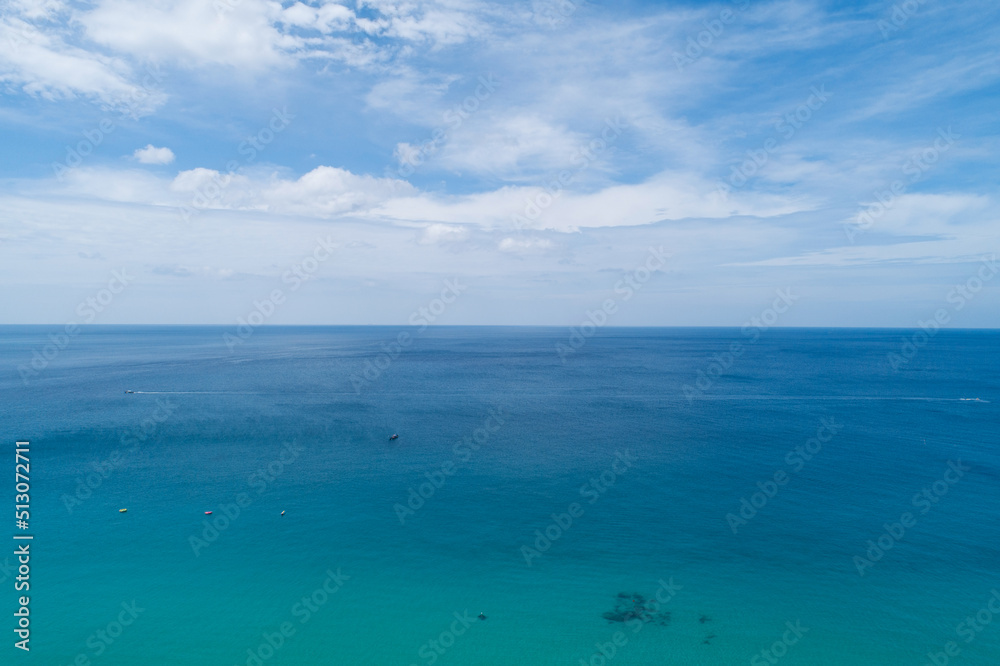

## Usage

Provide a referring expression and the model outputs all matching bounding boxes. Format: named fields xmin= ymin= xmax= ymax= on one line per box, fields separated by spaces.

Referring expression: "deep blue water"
xmin=1 ymin=326 xmax=998 ymax=665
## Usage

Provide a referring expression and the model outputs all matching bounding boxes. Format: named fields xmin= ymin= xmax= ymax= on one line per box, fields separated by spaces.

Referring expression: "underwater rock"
xmin=603 ymin=592 xmax=671 ymax=626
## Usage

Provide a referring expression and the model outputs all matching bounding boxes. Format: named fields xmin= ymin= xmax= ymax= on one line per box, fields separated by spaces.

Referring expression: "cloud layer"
xmin=1 ymin=0 xmax=998 ymax=325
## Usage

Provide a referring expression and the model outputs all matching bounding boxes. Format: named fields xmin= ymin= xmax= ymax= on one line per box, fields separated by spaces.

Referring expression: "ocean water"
xmin=2 ymin=326 xmax=998 ymax=665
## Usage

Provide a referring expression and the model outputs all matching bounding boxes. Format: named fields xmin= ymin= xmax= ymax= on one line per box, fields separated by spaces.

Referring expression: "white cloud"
xmin=260 ymin=165 xmax=417 ymax=216
xmin=49 ymin=167 xmax=171 ymax=205
xmin=47 ymin=163 xmax=438 ymax=219
xmin=353 ymin=0 xmax=489 ymax=46
xmin=498 ymin=236 xmax=552 ymax=253
xmin=164 ymin=165 xmax=417 ymax=217
xmin=0 ymin=12 xmax=165 ymax=114
xmin=279 ymin=2 xmax=354 ymax=32
xmin=842 ymin=193 xmax=990 ymax=238
xmin=76 ymin=0 xmax=495 ymax=73
xmin=80 ymin=0 xmax=292 ymax=70
xmin=0 ymin=0 xmax=508 ymax=133
xmin=30 ymin=157 xmax=811 ymax=238
xmin=133 ymin=145 xmax=175 ymax=165
xmin=419 ymin=223 xmax=469 ymax=244
xmin=734 ymin=193 xmax=999 ymax=268
xmin=435 ymin=113 xmax=590 ymax=179
xmin=367 ymin=71 xmax=457 ymax=124
xmin=369 ymin=171 xmax=810 ymax=233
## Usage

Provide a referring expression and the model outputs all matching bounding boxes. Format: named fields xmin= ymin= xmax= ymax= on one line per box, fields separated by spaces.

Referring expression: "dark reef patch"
xmin=602 ymin=592 xmax=672 ymax=626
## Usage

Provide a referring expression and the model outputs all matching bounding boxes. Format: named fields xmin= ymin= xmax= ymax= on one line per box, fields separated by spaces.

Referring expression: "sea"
xmin=1 ymin=326 xmax=998 ymax=665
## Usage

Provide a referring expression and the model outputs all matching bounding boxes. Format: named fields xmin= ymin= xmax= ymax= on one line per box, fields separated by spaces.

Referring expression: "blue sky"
xmin=1 ymin=0 xmax=998 ymax=325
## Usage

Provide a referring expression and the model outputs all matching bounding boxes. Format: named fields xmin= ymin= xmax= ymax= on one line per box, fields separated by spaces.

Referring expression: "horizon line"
xmin=2 ymin=324 xmax=999 ymax=331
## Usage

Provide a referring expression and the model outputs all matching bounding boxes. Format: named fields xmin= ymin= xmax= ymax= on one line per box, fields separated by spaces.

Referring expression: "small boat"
xmin=389 ymin=434 xmax=399 ymax=441
xmin=204 ymin=511 xmax=212 ymax=515
xmin=124 ymin=390 xmax=134 ymax=394
xmin=119 ymin=508 xmax=128 ymax=513
xmin=281 ymin=510 xmax=286 ymax=516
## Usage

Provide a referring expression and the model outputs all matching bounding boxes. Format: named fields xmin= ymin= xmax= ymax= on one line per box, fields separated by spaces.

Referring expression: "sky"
xmin=0 ymin=0 xmax=998 ymax=326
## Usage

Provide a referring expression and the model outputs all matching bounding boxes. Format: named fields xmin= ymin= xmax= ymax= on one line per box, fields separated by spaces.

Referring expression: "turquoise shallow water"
xmin=2 ymin=326 xmax=999 ymax=664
